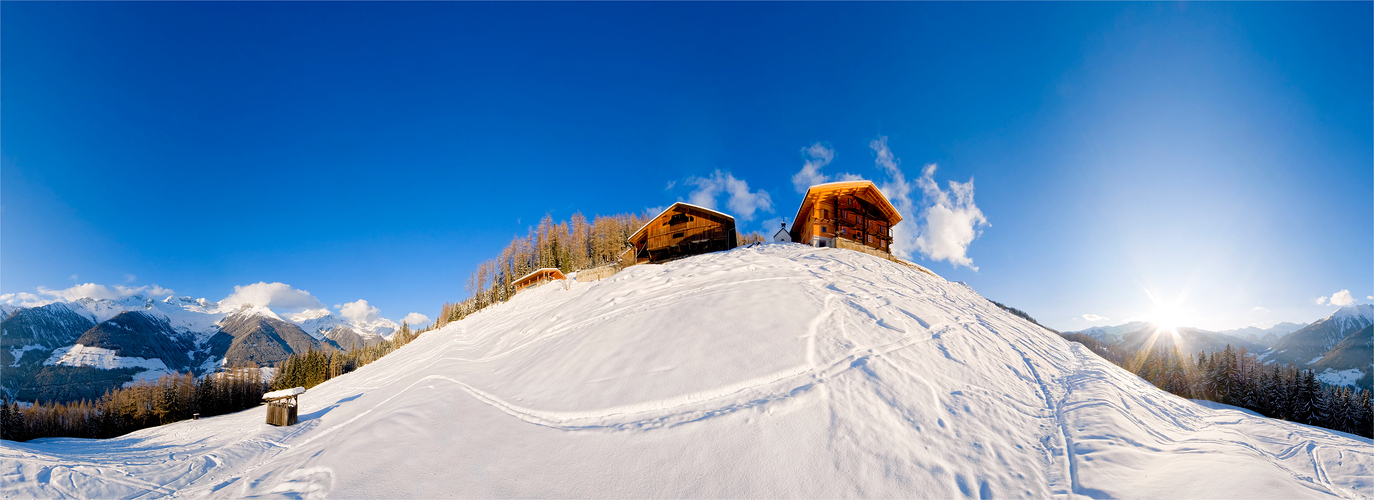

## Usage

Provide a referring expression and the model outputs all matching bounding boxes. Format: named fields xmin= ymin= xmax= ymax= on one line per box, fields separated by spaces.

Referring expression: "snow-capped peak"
xmin=287 ymin=310 xmax=399 ymax=341
xmin=1325 ymin=304 xmax=1374 ymax=326
xmin=289 ymin=311 xmax=350 ymax=341
xmin=218 ymin=303 xmax=284 ymax=322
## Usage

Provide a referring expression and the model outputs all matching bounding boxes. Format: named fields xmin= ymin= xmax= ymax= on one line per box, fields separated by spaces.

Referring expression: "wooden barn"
xmin=790 ymin=180 xmax=902 ymax=253
xmin=628 ymin=202 xmax=737 ymax=264
xmin=513 ymin=268 xmax=566 ymax=293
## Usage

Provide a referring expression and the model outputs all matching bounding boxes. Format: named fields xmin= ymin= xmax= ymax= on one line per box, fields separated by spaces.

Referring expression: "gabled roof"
xmin=791 ymin=180 xmax=903 ymax=227
xmin=513 ymin=268 xmax=566 ymax=285
xmin=629 ymin=202 xmax=736 ymax=243
xmin=773 ymin=226 xmax=790 ymax=237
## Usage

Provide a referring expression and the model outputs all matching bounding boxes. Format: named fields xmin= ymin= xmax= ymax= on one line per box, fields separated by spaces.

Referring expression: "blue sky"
xmin=2 ymin=2 xmax=1369 ymax=331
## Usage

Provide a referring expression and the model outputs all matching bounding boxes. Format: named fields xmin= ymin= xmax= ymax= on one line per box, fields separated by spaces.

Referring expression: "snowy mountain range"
xmin=1071 ymin=305 xmax=1373 ymax=389
xmin=1 ymin=294 xmax=398 ymax=402
xmin=1262 ymin=304 xmax=1374 ymax=388
xmin=1215 ymin=321 xmax=1308 ymax=347
xmin=2 ymin=244 xmax=1368 ymax=498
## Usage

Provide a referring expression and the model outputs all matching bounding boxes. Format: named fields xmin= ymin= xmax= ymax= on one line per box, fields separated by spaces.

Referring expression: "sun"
xmin=1143 ymin=287 xmax=1192 ymax=333
xmin=1151 ymin=308 xmax=1183 ymax=332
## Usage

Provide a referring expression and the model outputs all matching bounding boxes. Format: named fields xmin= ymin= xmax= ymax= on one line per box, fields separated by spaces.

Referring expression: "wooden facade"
xmin=789 ymin=180 xmax=902 ymax=253
xmin=628 ymin=202 xmax=737 ymax=264
xmin=513 ymin=268 xmax=566 ymax=292
xmin=263 ymin=386 xmax=304 ymax=426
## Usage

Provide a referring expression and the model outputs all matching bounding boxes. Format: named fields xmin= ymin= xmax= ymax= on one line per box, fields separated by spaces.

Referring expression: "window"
xmin=672 ymin=232 xmax=684 ymax=238
xmin=668 ymin=213 xmax=691 ymax=225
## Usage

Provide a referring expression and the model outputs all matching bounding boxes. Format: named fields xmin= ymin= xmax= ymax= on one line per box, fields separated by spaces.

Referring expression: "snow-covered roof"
xmin=791 ymin=179 xmax=902 ymax=230
xmin=514 ymin=268 xmax=567 ymax=287
xmin=629 ymin=202 xmax=736 ymax=243
xmin=262 ymin=386 xmax=305 ymax=400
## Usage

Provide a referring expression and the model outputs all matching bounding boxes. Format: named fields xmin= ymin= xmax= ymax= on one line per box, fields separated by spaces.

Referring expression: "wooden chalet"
xmin=790 ymin=180 xmax=902 ymax=253
xmin=513 ymin=268 xmax=566 ymax=293
xmin=628 ymin=202 xmax=737 ymax=264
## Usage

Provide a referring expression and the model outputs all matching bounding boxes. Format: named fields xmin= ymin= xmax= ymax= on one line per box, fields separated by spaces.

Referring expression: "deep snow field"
xmin=2 ymin=244 xmax=1370 ymax=498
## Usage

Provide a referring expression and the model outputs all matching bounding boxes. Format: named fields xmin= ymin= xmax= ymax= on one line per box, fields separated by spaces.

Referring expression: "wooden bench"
xmin=263 ymin=386 xmax=305 ymax=426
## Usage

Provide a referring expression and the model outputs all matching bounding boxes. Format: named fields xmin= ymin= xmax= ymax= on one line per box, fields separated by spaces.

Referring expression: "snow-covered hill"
xmin=2 ymin=245 xmax=1369 ymax=498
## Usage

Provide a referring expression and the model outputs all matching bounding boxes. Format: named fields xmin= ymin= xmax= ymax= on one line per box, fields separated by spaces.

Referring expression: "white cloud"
xmin=0 ymin=292 xmax=46 ymax=307
xmin=68 ymin=274 xmax=79 ymax=282
xmin=402 ymin=312 xmax=431 ymax=326
xmin=869 ymin=137 xmax=988 ymax=269
xmin=792 ymin=142 xmax=836 ymax=193
xmin=685 ymin=170 xmax=774 ymax=222
xmin=124 ymin=274 xmax=137 ymax=283
xmin=219 ymin=282 xmax=325 ymax=313
xmin=339 ymin=299 xmax=382 ymax=325
xmin=870 ymin=138 xmax=918 ymax=261
xmin=1329 ymin=289 xmax=1355 ymax=306
xmin=1082 ymin=314 xmax=1108 ymax=322
xmin=1368 ymin=295 xmax=1373 ymax=300
xmin=1317 ymin=296 xmax=1328 ymax=305
xmin=1252 ymin=306 xmax=1268 ymax=312
xmin=759 ymin=216 xmax=787 ymax=235
xmin=2 ymin=282 xmax=176 ymax=308
xmin=665 ymin=180 xmax=676 ymax=190
xmin=45 ymin=283 xmax=174 ymax=302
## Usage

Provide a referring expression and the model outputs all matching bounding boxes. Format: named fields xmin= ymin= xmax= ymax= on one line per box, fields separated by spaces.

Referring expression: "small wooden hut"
xmin=513 ymin=268 xmax=566 ymax=293
xmin=790 ymin=180 xmax=902 ymax=253
xmin=628 ymin=202 xmax=737 ymax=264
xmin=263 ymin=386 xmax=304 ymax=426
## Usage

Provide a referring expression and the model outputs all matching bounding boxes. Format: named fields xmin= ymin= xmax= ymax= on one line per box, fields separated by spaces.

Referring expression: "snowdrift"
xmin=2 ymin=245 xmax=1370 ymax=498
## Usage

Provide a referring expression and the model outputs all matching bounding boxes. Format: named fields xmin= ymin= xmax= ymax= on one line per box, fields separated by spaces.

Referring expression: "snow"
xmin=1308 ymin=356 xmax=1325 ymax=365
xmin=1316 ymin=368 xmax=1367 ymax=388
xmin=1329 ymin=304 xmax=1374 ymax=326
xmin=289 ymin=310 xmax=349 ymax=340
xmin=263 ymin=387 xmax=306 ymax=399
xmin=290 ymin=309 xmax=398 ymax=340
xmin=8 ymin=344 xmax=46 ymax=366
xmin=2 ymin=245 xmax=1370 ymax=498
xmin=43 ymin=344 xmax=178 ymax=386
xmin=45 ymin=344 xmax=171 ymax=373
xmin=12 ymin=293 xmax=406 ymax=350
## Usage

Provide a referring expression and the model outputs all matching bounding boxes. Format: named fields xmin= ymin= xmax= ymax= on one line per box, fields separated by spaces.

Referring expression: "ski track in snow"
xmin=2 ymin=244 xmax=1370 ymax=498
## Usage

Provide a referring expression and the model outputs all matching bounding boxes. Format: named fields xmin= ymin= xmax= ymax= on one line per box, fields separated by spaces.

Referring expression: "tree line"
xmin=1 ymin=365 xmax=266 ymax=441
xmin=272 ymin=322 xmax=422 ymax=391
xmin=1 ymin=323 xmax=427 ymax=442
xmin=436 ymin=212 xmax=650 ymax=327
xmin=990 ymin=300 xmax=1371 ymax=438
xmin=436 ymin=211 xmax=764 ymax=327
xmin=1126 ymin=344 xmax=1371 ymax=438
